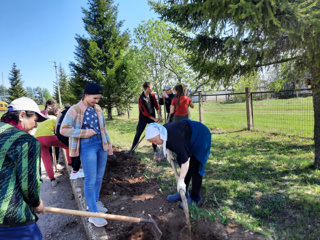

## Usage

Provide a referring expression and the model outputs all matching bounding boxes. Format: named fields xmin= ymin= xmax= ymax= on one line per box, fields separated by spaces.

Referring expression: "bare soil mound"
xmin=100 ymin=150 xmax=265 ymax=240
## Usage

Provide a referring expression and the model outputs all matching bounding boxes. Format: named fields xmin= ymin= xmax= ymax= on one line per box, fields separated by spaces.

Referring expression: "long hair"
xmin=174 ymin=85 xmax=185 ymax=109
xmin=44 ymin=99 xmax=57 ymax=110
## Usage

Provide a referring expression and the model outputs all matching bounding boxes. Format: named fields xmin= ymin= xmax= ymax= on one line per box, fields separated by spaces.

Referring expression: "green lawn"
xmin=1 ymin=101 xmax=318 ymax=239
xmin=192 ymin=97 xmax=314 ymax=138
xmin=106 ymin=103 xmax=318 ymax=240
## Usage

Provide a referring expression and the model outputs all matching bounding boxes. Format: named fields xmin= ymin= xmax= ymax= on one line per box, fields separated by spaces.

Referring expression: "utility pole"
xmin=49 ymin=60 xmax=62 ymax=107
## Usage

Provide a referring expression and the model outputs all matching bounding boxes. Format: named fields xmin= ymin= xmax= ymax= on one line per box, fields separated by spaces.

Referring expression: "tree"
xmin=69 ymin=0 xmax=140 ymax=119
xmin=54 ymin=64 xmax=70 ymax=105
xmin=26 ymin=86 xmax=35 ymax=101
xmin=133 ymin=19 xmax=214 ymax=98
xmin=7 ymin=63 xmax=27 ymax=102
xmin=0 ymin=85 xmax=7 ymax=101
xmin=150 ymin=0 xmax=320 ymax=167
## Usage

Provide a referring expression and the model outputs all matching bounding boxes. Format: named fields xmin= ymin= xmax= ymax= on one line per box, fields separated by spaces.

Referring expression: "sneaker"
xmin=70 ymin=171 xmax=84 ymax=180
xmin=79 ymin=168 xmax=84 ymax=173
xmin=179 ymin=195 xmax=200 ymax=209
xmin=87 ymin=201 xmax=108 ymax=213
xmin=167 ymin=190 xmax=189 ymax=202
xmin=56 ymin=164 xmax=65 ymax=170
xmin=88 ymin=217 xmax=108 ymax=227
xmin=51 ymin=179 xmax=59 ymax=187
xmin=96 ymin=201 xmax=108 ymax=213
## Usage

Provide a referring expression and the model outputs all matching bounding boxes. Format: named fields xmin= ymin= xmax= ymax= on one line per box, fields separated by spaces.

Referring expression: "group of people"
xmin=0 ymin=81 xmax=211 ymax=239
xmin=126 ymin=81 xmax=211 ymax=209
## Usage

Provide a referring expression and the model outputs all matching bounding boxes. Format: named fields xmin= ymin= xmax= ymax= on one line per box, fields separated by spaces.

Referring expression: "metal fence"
xmin=198 ymin=88 xmax=313 ymax=138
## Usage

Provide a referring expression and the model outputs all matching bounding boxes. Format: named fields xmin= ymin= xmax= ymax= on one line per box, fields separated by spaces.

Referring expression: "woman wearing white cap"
xmin=145 ymin=119 xmax=211 ymax=207
xmin=0 ymin=97 xmax=48 ymax=239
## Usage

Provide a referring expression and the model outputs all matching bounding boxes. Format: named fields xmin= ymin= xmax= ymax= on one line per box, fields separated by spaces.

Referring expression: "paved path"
xmin=37 ymin=160 xmax=87 ymax=240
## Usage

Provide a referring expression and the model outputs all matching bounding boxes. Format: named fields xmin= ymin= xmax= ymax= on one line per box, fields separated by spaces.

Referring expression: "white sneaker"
xmin=51 ymin=179 xmax=59 ymax=187
xmin=87 ymin=201 xmax=108 ymax=213
xmin=88 ymin=217 xmax=108 ymax=227
xmin=96 ymin=201 xmax=108 ymax=213
xmin=56 ymin=164 xmax=65 ymax=170
xmin=79 ymin=168 xmax=84 ymax=173
xmin=70 ymin=171 xmax=84 ymax=180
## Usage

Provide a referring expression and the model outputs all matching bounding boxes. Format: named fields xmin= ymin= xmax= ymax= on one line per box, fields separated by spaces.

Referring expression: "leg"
xmin=187 ymin=156 xmax=202 ymax=201
xmin=95 ymin=148 xmax=108 ymax=201
xmin=80 ymin=137 xmax=98 ymax=212
xmin=72 ymin=156 xmax=81 ymax=171
xmin=130 ymin=120 xmax=147 ymax=151
xmin=50 ymin=136 xmax=72 ymax=164
xmin=37 ymin=137 xmax=55 ymax=180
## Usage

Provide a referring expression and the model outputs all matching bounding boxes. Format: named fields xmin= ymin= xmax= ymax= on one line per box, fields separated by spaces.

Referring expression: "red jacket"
xmin=138 ymin=92 xmax=159 ymax=119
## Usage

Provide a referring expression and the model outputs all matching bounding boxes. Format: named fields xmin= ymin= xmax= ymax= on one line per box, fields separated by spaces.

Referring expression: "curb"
xmin=64 ymin=164 xmax=109 ymax=239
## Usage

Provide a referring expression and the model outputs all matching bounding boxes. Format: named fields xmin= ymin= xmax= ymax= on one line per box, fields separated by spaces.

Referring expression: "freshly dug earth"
xmin=100 ymin=150 xmax=265 ymax=240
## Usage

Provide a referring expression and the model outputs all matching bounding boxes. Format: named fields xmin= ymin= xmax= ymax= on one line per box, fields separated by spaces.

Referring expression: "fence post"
xmin=199 ymin=91 xmax=203 ymax=123
xmin=245 ymin=87 xmax=253 ymax=130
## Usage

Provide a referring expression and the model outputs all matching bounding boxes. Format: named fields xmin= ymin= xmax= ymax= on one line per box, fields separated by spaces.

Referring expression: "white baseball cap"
xmin=7 ymin=97 xmax=48 ymax=122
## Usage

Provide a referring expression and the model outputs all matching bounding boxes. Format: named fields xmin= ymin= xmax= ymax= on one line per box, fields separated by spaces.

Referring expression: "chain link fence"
xmin=197 ymin=88 xmax=313 ymax=138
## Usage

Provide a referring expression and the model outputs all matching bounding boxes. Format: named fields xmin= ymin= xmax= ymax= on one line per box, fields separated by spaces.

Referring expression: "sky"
xmin=0 ymin=0 xmax=160 ymax=95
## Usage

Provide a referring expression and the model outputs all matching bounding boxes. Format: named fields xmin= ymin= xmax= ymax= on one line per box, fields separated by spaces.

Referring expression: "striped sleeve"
xmin=60 ymin=106 xmax=96 ymax=138
xmin=19 ymin=136 xmax=42 ymax=208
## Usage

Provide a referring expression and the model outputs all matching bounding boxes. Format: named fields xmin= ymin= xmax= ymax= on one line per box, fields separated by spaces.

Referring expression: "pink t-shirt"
xmin=171 ymin=96 xmax=191 ymax=115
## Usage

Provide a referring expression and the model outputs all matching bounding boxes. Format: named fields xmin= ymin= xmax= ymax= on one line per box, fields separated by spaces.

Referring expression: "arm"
xmin=170 ymin=105 xmax=175 ymax=114
xmin=55 ymin=113 xmax=62 ymax=133
xmin=19 ymin=137 xmax=44 ymax=210
xmin=60 ymin=107 xmax=96 ymax=138
xmin=189 ymin=100 xmax=194 ymax=108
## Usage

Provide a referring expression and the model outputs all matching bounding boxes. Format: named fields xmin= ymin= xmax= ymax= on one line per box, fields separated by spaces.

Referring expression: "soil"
xmin=100 ymin=149 xmax=266 ymax=240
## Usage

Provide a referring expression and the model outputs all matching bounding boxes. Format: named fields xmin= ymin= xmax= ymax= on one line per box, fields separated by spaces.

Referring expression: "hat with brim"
xmin=164 ymin=85 xmax=172 ymax=91
xmin=8 ymin=97 xmax=48 ymax=122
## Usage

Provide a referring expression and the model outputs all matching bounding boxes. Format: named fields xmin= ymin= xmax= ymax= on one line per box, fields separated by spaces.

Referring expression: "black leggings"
xmin=131 ymin=120 xmax=157 ymax=152
xmin=71 ymin=156 xmax=81 ymax=171
xmin=184 ymin=156 xmax=202 ymax=200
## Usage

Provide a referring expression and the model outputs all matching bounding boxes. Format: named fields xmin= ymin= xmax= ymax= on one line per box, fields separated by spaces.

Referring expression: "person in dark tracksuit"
xmin=159 ymin=85 xmax=175 ymax=122
xmin=125 ymin=82 xmax=161 ymax=159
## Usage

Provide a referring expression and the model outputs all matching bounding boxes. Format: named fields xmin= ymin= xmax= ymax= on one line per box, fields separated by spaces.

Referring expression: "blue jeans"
xmin=80 ymin=134 xmax=108 ymax=212
xmin=0 ymin=222 xmax=42 ymax=240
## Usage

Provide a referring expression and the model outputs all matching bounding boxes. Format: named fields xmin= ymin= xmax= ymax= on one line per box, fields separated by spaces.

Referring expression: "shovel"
xmin=168 ymin=158 xmax=192 ymax=233
xmin=44 ymin=207 xmax=162 ymax=240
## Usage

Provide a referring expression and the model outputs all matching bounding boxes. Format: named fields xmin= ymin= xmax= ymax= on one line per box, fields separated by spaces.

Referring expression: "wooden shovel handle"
xmin=45 ymin=207 xmax=142 ymax=223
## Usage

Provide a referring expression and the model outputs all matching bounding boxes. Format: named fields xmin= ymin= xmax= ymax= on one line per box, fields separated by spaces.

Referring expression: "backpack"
xmin=55 ymin=107 xmax=70 ymax=146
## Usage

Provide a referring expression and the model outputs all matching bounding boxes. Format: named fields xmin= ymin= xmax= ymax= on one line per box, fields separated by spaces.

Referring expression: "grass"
xmin=105 ymin=103 xmax=318 ymax=240
xmin=1 ymin=100 xmax=317 ymax=239
xmin=196 ymin=97 xmax=314 ymax=138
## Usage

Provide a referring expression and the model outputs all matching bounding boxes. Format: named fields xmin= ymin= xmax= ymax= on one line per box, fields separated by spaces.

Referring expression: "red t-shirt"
xmin=171 ymin=96 xmax=191 ymax=115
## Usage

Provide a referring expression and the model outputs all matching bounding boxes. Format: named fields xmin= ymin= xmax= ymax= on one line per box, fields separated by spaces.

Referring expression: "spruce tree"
xmin=7 ymin=63 xmax=27 ymax=102
xmin=70 ymin=0 xmax=140 ymax=119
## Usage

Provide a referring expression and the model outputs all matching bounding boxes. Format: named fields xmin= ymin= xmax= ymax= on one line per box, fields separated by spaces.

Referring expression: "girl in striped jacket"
xmin=60 ymin=83 xmax=113 ymax=228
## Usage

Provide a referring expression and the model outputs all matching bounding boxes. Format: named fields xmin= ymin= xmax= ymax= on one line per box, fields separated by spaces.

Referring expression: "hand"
xmin=34 ymin=199 xmax=45 ymax=215
xmin=158 ymin=116 xmax=163 ymax=122
xmin=177 ymin=178 xmax=186 ymax=193
xmin=166 ymin=149 xmax=173 ymax=164
xmin=162 ymin=92 xmax=168 ymax=98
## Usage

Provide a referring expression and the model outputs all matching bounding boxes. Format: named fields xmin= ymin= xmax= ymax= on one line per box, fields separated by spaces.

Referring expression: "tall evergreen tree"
xmin=69 ymin=0 xmax=139 ymax=119
xmin=151 ymin=0 xmax=320 ymax=167
xmin=7 ymin=63 xmax=27 ymax=102
xmin=54 ymin=64 xmax=70 ymax=105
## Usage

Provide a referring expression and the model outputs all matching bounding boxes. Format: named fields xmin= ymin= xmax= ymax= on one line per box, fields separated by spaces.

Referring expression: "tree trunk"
xmin=314 ymin=84 xmax=320 ymax=167
xmin=107 ymin=106 xmax=113 ymax=120
xmin=117 ymin=107 xmax=125 ymax=116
